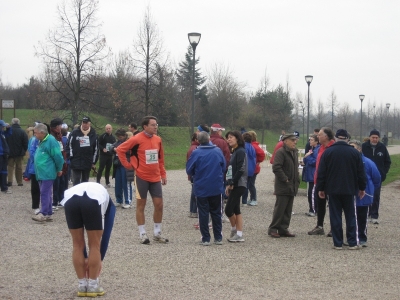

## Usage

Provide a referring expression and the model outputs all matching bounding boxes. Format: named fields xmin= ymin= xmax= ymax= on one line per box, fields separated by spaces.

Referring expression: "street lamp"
xmin=386 ymin=103 xmax=390 ymax=137
xmin=305 ymin=75 xmax=313 ymax=138
xmin=359 ymin=94 xmax=365 ymax=139
xmin=188 ymin=32 xmax=201 ymax=136
xmin=299 ymin=100 xmax=305 ymax=145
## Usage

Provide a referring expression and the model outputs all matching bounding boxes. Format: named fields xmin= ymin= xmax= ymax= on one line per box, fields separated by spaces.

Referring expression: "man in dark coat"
xmin=361 ymin=129 xmax=391 ymax=224
xmin=268 ymin=133 xmax=300 ymax=238
xmin=317 ymin=129 xmax=367 ymax=250
xmin=96 ymin=124 xmax=116 ymax=187
xmin=0 ymin=120 xmax=12 ymax=193
xmin=6 ymin=118 xmax=28 ymax=186
xmin=66 ymin=117 xmax=98 ymax=185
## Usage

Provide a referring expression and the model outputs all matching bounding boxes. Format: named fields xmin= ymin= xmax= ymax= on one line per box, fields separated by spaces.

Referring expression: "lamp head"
xmin=305 ymin=75 xmax=313 ymax=85
xmin=359 ymin=94 xmax=365 ymax=102
xmin=188 ymin=32 xmax=201 ymax=50
xmin=386 ymin=103 xmax=391 ymax=109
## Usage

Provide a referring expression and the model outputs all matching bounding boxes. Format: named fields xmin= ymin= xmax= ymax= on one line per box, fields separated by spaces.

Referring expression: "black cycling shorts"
xmin=64 ymin=193 xmax=103 ymax=230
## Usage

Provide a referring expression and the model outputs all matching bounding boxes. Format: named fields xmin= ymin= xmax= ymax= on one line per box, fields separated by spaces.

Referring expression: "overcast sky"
xmin=1 ymin=0 xmax=399 ymax=113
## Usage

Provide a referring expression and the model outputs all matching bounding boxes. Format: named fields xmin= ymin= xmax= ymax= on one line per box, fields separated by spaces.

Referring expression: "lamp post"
xmin=359 ymin=94 xmax=365 ymax=139
xmin=299 ymin=100 xmax=305 ymax=145
xmin=188 ymin=32 xmax=201 ymax=136
xmin=305 ymin=75 xmax=313 ymax=138
xmin=386 ymin=103 xmax=390 ymax=136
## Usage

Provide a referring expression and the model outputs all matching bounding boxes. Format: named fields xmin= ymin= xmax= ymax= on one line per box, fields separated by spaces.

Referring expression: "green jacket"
xmin=34 ymin=134 xmax=64 ymax=180
xmin=272 ymin=144 xmax=300 ymax=196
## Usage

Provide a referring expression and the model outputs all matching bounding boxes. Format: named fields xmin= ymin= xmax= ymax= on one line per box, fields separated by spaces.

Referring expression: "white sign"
xmin=2 ymin=100 xmax=14 ymax=108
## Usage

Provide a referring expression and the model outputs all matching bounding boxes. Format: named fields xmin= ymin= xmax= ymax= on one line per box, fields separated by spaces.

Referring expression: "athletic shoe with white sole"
xmin=214 ymin=239 xmax=223 ymax=245
xmin=122 ymin=204 xmax=131 ymax=209
xmin=32 ymin=213 xmax=46 ymax=222
xmin=86 ymin=285 xmax=105 ymax=297
xmin=140 ymin=233 xmax=150 ymax=244
xmin=199 ymin=241 xmax=210 ymax=246
xmin=153 ymin=233 xmax=169 ymax=243
xmin=77 ymin=285 xmax=87 ymax=297
xmin=228 ymin=234 xmax=244 ymax=242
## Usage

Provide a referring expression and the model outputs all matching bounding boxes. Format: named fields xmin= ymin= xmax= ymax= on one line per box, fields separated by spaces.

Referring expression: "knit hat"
xmin=211 ymin=124 xmax=225 ymax=131
xmin=369 ymin=129 xmax=380 ymax=137
xmin=0 ymin=120 xmax=6 ymax=127
xmin=335 ymin=129 xmax=348 ymax=139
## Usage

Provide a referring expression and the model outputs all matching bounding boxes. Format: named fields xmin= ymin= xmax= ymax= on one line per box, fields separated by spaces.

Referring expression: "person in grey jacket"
xmin=268 ymin=133 xmax=300 ymax=238
xmin=224 ymin=131 xmax=247 ymax=243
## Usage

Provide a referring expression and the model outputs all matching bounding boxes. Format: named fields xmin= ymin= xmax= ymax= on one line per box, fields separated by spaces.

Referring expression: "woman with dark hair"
xmin=224 ymin=130 xmax=247 ymax=242
xmin=187 ymin=132 xmax=199 ymax=218
xmin=303 ymin=134 xmax=320 ymax=216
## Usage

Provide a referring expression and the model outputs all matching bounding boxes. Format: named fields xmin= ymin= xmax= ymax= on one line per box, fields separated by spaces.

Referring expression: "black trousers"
xmin=96 ymin=155 xmax=113 ymax=185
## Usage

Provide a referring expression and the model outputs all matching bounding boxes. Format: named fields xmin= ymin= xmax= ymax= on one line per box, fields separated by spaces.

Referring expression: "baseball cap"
xmin=82 ymin=116 xmax=91 ymax=123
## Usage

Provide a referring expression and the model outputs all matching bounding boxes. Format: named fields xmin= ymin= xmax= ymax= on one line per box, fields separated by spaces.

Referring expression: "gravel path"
xmin=1 ymin=162 xmax=399 ymax=299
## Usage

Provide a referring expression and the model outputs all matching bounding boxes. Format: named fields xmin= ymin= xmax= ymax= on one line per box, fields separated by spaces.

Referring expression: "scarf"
xmin=81 ymin=126 xmax=91 ymax=136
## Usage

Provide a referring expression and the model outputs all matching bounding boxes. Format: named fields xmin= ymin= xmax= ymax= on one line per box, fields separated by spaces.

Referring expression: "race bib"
xmin=226 ymin=165 xmax=232 ymax=180
xmin=106 ymin=143 xmax=112 ymax=151
xmin=145 ymin=149 xmax=158 ymax=164
xmin=58 ymin=140 xmax=63 ymax=152
xmin=79 ymin=136 xmax=90 ymax=147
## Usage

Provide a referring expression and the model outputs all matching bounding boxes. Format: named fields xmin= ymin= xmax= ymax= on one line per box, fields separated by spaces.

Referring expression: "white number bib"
xmin=226 ymin=165 xmax=232 ymax=180
xmin=79 ymin=136 xmax=90 ymax=147
xmin=145 ymin=149 xmax=158 ymax=164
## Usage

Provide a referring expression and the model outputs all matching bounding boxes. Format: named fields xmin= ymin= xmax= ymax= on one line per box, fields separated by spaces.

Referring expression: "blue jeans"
xmin=197 ymin=194 xmax=223 ymax=242
xmin=242 ymin=174 xmax=257 ymax=204
xmin=328 ymin=194 xmax=358 ymax=247
xmin=114 ymin=166 xmax=132 ymax=204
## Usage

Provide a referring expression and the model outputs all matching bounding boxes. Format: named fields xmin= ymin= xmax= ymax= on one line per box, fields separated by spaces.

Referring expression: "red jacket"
xmin=210 ymin=133 xmax=230 ymax=170
xmin=270 ymin=141 xmax=283 ymax=164
xmin=314 ymin=139 xmax=335 ymax=184
xmin=251 ymin=141 xmax=266 ymax=174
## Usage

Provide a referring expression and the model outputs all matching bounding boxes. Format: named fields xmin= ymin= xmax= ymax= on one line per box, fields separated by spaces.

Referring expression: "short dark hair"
xmin=242 ymin=132 xmax=252 ymax=143
xmin=314 ymin=128 xmax=320 ymax=133
xmin=129 ymin=122 xmax=137 ymax=130
xmin=141 ymin=116 xmax=157 ymax=127
xmin=320 ymin=127 xmax=334 ymax=140
xmin=115 ymin=128 xmax=127 ymax=137
xmin=225 ymin=130 xmax=245 ymax=148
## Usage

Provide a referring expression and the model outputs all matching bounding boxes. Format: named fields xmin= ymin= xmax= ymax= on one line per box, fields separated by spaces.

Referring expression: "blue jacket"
xmin=0 ymin=127 xmax=12 ymax=155
xmin=357 ymin=154 xmax=381 ymax=206
xmin=245 ymin=142 xmax=256 ymax=177
xmin=26 ymin=137 xmax=40 ymax=175
xmin=303 ymin=145 xmax=320 ymax=182
xmin=186 ymin=144 xmax=226 ymax=197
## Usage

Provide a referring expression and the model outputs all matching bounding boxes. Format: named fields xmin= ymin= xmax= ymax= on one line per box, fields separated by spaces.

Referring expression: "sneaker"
xmin=140 ymin=233 xmax=150 ymax=244
xmin=214 ymin=239 xmax=223 ymax=245
xmin=57 ymin=203 xmax=64 ymax=208
xmin=32 ymin=213 xmax=46 ymax=222
xmin=360 ymin=242 xmax=368 ymax=247
xmin=371 ymin=218 xmax=379 ymax=224
xmin=241 ymin=202 xmax=247 ymax=206
xmin=348 ymin=245 xmax=361 ymax=250
xmin=332 ymin=246 xmax=343 ymax=250
xmin=308 ymin=226 xmax=325 ymax=235
xmin=305 ymin=212 xmax=316 ymax=217
xmin=33 ymin=208 xmax=40 ymax=215
xmin=343 ymin=241 xmax=349 ymax=246
xmin=1 ymin=190 xmax=12 ymax=194
xmin=230 ymin=229 xmax=237 ymax=238
xmin=189 ymin=212 xmax=198 ymax=218
xmin=86 ymin=285 xmax=105 ymax=297
xmin=199 ymin=241 xmax=210 ymax=246
xmin=248 ymin=200 xmax=258 ymax=206
xmin=153 ymin=233 xmax=169 ymax=243
xmin=105 ymin=183 xmax=114 ymax=188
xmin=45 ymin=215 xmax=53 ymax=222
xmin=68 ymin=180 xmax=73 ymax=185
xmin=222 ymin=214 xmax=230 ymax=223
xmin=115 ymin=202 xmax=122 ymax=207
xmin=52 ymin=206 xmax=59 ymax=212
xmin=77 ymin=285 xmax=87 ymax=297
xmin=122 ymin=204 xmax=131 ymax=209
xmin=228 ymin=234 xmax=245 ymax=243
xmin=327 ymin=230 xmax=332 ymax=237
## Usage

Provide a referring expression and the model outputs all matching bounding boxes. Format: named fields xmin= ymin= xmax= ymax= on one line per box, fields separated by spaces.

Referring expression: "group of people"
xmin=280 ymin=127 xmax=391 ymax=249
xmin=186 ymin=123 xmax=266 ymax=245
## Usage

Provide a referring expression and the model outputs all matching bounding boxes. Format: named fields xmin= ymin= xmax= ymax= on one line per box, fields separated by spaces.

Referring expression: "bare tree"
xmin=131 ymin=6 xmax=168 ymax=116
xmin=315 ymin=98 xmax=329 ymax=128
xmin=336 ymin=102 xmax=352 ymax=130
xmin=326 ymin=89 xmax=337 ymax=130
xmin=35 ymin=0 xmax=110 ymax=124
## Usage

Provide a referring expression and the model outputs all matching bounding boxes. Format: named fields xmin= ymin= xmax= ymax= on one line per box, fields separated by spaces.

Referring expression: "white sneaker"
xmin=115 ymin=203 xmax=122 ymax=207
xmin=33 ymin=208 xmax=40 ymax=215
xmin=222 ymin=214 xmax=230 ymax=223
xmin=122 ymin=204 xmax=131 ymax=209
xmin=140 ymin=233 xmax=150 ymax=244
xmin=52 ymin=206 xmax=59 ymax=212
xmin=32 ymin=213 xmax=46 ymax=222
xmin=153 ymin=232 xmax=169 ymax=243
xmin=227 ymin=234 xmax=245 ymax=243
xmin=371 ymin=218 xmax=379 ymax=224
